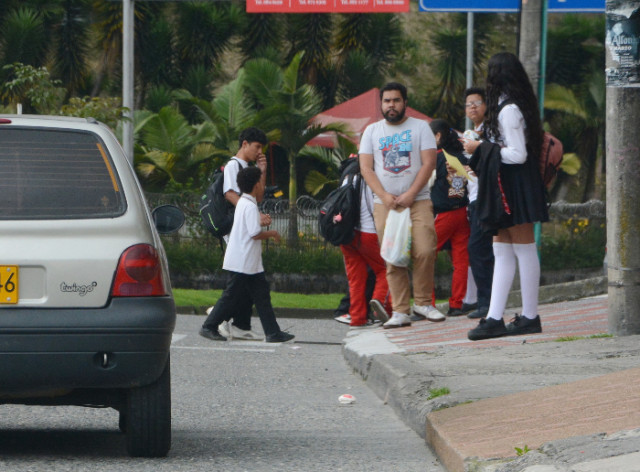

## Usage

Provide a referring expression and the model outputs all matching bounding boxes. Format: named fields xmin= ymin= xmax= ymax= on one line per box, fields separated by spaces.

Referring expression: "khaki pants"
xmin=374 ymin=199 xmax=437 ymax=315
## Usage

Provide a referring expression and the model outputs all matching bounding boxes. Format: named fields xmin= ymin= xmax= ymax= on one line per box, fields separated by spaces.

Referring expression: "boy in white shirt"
xmin=200 ymin=166 xmax=294 ymax=343
xmin=206 ymin=127 xmax=271 ymax=340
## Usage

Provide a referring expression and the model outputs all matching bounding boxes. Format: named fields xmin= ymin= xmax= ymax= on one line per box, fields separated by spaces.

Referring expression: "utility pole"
xmin=122 ymin=0 xmax=135 ymax=164
xmin=518 ymin=0 xmax=543 ymax=96
xmin=605 ymin=0 xmax=640 ymax=335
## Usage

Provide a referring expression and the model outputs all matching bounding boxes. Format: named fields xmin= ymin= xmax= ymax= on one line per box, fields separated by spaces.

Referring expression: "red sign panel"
xmin=247 ymin=0 xmax=410 ymax=13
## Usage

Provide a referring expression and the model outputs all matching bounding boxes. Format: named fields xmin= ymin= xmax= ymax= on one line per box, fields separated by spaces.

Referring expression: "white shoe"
xmin=229 ymin=325 xmax=263 ymax=341
xmin=218 ymin=320 xmax=231 ymax=338
xmin=334 ymin=314 xmax=351 ymax=324
xmin=412 ymin=305 xmax=446 ymax=322
xmin=383 ymin=312 xmax=412 ymax=329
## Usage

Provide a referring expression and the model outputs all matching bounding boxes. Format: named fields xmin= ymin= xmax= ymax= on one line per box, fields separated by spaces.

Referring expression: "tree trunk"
xmin=287 ymin=152 xmax=299 ymax=247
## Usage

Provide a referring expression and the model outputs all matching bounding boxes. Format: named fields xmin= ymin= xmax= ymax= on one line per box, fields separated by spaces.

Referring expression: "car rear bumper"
xmin=0 ymin=297 xmax=176 ymax=398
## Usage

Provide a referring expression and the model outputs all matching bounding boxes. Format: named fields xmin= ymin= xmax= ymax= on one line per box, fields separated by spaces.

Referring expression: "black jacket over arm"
xmin=469 ymin=141 xmax=512 ymax=235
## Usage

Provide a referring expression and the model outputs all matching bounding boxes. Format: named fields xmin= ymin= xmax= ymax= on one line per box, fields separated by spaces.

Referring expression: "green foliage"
xmin=1 ymin=63 xmax=64 ymax=113
xmin=540 ymin=218 xmax=605 ymax=271
xmin=427 ymin=387 xmax=450 ymax=400
xmin=163 ymin=240 xmax=344 ymax=278
xmin=515 ymin=445 xmax=531 ymax=456
xmin=60 ymin=96 xmax=127 ymax=129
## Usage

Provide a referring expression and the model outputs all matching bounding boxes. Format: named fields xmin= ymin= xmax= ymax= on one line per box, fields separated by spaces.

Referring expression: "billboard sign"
xmin=419 ymin=0 xmax=604 ymax=12
xmin=247 ymin=0 xmax=410 ymax=13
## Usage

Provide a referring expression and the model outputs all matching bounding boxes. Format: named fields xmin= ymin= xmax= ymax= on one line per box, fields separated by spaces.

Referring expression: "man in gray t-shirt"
xmin=359 ymin=82 xmax=446 ymax=328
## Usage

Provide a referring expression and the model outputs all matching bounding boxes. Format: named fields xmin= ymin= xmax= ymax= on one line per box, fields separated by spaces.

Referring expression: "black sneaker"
xmin=369 ymin=299 xmax=390 ymax=323
xmin=461 ymin=302 xmax=478 ymax=313
xmin=467 ymin=317 xmax=507 ymax=341
xmin=447 ymin=307 xmax=465 ymax=317
xmin=467 ymin=306 xmax=489 ymax=319
xmin=199 ymin=326 xmax=227 ymax=341
xmin=506 ymin=314 xmax=542 ymax=336
xmin=265 ymin=331 xmax=295 ymax=343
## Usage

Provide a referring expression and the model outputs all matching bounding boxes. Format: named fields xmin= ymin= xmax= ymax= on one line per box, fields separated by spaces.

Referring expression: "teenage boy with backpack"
xmin=204 ymin=127 xmax=271 ymax=341
xmin=199 ymin=166 xmax=294 ymax=343
xmin=336 ymin=155 xmax=392 ymax=328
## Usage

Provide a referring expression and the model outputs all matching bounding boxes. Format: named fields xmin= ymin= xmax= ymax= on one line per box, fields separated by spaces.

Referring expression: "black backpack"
xmin=199 ymin=160 xmax=236 ymax=241
xmin=318 ymin=157 xmax=362 ymax=246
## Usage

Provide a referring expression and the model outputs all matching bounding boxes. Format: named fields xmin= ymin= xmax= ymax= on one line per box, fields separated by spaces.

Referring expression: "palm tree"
xmin=544 ymin=71 xmax=605 ymax=201
xmin=0 ymin=7 xmax=47 ymax=69
xmin=52 ymin=0 xmax=91 ymax=96
xmin=134 ymin=106 xmax=228 ymax=191
xmin=242 ymin=53 xmax=349 ymax=245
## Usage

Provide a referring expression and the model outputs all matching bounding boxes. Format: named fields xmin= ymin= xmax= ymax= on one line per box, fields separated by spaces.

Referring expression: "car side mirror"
xmin=152 ymin=205 xmax=185 ymax=234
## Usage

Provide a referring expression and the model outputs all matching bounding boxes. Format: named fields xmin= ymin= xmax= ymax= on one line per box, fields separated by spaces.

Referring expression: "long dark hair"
xmin=484 ymin=52 xmax=542 ymax=163
xmin=429 ymin=119 xmax=463 ymax=155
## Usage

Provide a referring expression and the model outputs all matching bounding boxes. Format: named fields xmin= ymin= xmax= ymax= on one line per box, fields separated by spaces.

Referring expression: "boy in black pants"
xmin=199 ymin=166 xmax=294 ymax=343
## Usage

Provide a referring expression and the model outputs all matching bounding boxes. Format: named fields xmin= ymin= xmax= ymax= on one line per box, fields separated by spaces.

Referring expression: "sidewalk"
xmin=342 ymin=285 xmax=640 ymax=472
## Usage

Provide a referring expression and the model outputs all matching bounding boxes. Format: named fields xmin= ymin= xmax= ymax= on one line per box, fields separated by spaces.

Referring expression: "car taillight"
xmin=111 ymin=244 xmax=167 ymax=297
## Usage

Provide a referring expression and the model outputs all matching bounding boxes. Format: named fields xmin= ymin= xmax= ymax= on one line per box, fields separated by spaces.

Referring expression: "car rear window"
xmin=0 ymin=127 xmax=126 ymax=219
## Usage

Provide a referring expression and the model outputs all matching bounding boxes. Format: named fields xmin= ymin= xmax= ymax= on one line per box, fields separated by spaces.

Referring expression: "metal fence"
xmin=145 ymin=191 xmax=606 ymax=252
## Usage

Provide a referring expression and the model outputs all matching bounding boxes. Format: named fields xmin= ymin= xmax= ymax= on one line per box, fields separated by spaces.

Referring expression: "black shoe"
xmin=461 ymin=302 xmax=478 ymax=313
xmin=447 ymin=307 xmax=465 ymax=317
xmin=467 ymin=317 xmax=507 ymax=341
xmin=199 ymin=326 xmax=227 ymax=341
xmin=265 ymin=331 xmax=295 ymax=343
xmin=467 ymin=306 xmax=489 ymax=319
xmin=506 ymin=314 xmax=542 ymax=336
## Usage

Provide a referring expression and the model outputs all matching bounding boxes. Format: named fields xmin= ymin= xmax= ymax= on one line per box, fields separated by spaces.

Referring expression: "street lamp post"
xmin=122 ymin=0 xmax=135 ymax=164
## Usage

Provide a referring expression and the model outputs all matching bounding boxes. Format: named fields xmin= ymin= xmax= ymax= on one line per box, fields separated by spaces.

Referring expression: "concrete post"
xmin=518 ymin=0 xmax=543 ymax=96
xmin=605 ymin=0 xmax=640 ymax=335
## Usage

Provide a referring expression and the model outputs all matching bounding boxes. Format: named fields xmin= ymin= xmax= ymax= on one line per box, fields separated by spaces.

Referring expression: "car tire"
xmin=125 ymin=356 xmax=171 ymax=457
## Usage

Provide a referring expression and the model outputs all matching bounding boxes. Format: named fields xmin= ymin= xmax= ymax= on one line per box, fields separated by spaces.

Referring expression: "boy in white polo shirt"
xmin=199 ymin=166 xmax=294 ymax=343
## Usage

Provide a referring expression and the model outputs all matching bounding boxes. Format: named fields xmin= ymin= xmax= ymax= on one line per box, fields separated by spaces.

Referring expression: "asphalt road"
xmin=0 ymin=314 xmax=444 ymax=472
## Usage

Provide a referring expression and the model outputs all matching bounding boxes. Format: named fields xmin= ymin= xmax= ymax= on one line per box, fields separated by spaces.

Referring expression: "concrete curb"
xmin=341 ymin=277 xmax=613 ymax=471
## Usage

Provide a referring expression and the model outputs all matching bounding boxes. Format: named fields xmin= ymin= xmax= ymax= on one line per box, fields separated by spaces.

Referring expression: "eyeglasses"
xmin=465 ymin=100 xmax=484 ymax=108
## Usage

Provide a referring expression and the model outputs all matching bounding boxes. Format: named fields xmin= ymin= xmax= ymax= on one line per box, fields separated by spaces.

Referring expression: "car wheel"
xmin=125 ymin=356 xmax=171 ymax=457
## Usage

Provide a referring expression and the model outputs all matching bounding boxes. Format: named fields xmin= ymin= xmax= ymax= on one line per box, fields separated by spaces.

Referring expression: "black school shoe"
xmin=265 ymin=331 xmax=295 ymax=343
xmin=447 ymin=307 xmax=465 ymax=317
xmin=467 ymin=317 xmax=508 ymax=341
xmin=199 ymin=326 xmax=227 ymax=341
xmin=461 ymin=302 xmax=478 ymax=313
xmin=506 ymin=314 xmax=542 ymax=336
xmin=467 ymin=306 xmax=489 ymax=319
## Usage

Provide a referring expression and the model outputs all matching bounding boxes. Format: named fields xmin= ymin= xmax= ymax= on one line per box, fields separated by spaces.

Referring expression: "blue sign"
xmin=419 ymin=0 xmax=604 ymax=12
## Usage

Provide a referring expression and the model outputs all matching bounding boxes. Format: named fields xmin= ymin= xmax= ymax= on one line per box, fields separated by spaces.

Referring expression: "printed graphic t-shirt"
xmin=359 ymin=117 xmax=437 ymax=204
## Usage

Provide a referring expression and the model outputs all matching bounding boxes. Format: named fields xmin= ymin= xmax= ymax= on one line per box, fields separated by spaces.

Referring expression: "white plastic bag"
xmin=380 ymin=208 xmax=412 ymax=267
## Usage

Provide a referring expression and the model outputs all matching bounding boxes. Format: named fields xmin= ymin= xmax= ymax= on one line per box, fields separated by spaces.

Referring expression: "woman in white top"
xmin=463 ymin=52 xmax=549 ymax=341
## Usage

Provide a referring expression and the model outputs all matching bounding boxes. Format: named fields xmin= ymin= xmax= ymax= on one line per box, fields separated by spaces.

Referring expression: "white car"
xmin=0 ymin=115 xmax=184 ymax=457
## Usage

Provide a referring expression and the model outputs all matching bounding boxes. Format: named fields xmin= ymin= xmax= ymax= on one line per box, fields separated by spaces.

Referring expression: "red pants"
xmin=434 ymin=207 xmax=470 ymax=309
xmin=341 ymin=230 xmax=391 ymax=326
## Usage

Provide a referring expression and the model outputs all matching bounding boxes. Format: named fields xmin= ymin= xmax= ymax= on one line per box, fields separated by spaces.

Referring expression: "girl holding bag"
xmin=463 ymin=52 xmax=549 ymax=341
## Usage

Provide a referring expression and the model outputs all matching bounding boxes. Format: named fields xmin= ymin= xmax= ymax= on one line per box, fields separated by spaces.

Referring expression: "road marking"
xmin=171 ymin=345 xmax=276 ymax=353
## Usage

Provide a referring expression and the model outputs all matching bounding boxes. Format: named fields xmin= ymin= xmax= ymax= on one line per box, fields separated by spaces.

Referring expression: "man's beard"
xmin=383 ymin=107 xmax=406 ymax=123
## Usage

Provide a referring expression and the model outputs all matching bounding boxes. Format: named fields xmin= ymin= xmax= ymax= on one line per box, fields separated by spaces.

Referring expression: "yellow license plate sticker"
xmin=0 ymin=266 xmax=18 ymax=304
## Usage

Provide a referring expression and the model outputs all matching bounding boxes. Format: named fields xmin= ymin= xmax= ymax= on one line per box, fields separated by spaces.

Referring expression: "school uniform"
xmin=203 ymin=194 xmax=281 ymax=337
xmin=340 ymin=178 xmax=391 ymax=326
xmin=219 ymin=156 xmax=253 ymax=331
xmin=431 ymin=149 xmax=470 ymax=310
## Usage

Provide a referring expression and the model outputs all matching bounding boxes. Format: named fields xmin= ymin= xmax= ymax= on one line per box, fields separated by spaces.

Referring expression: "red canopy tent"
xmin=307 ymin=88 xmax=433 ymax=148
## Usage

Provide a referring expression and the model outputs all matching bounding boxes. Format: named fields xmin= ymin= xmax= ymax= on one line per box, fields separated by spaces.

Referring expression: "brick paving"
xmin=426 ymin=367 xmax=640 ymax=472
xmin=383 ymin=295 xmax=609 ymax=352
xmin=368 ymin=294 xmax=640 ymax=472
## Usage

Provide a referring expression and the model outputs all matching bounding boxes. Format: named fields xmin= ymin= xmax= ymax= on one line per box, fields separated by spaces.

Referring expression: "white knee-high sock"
xmin=513 ymin=243 xmax=540 ymax=319
xmin=486 ymin=243 xmax=516 ymax=321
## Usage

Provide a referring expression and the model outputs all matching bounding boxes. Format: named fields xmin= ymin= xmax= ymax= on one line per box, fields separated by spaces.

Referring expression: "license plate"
xmin=0 ymin=266 xmax=18 ymax=304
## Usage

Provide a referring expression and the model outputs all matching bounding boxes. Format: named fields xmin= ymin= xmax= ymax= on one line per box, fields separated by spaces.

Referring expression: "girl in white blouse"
xmin=463 ymin=52 xmax=549 ymax=341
